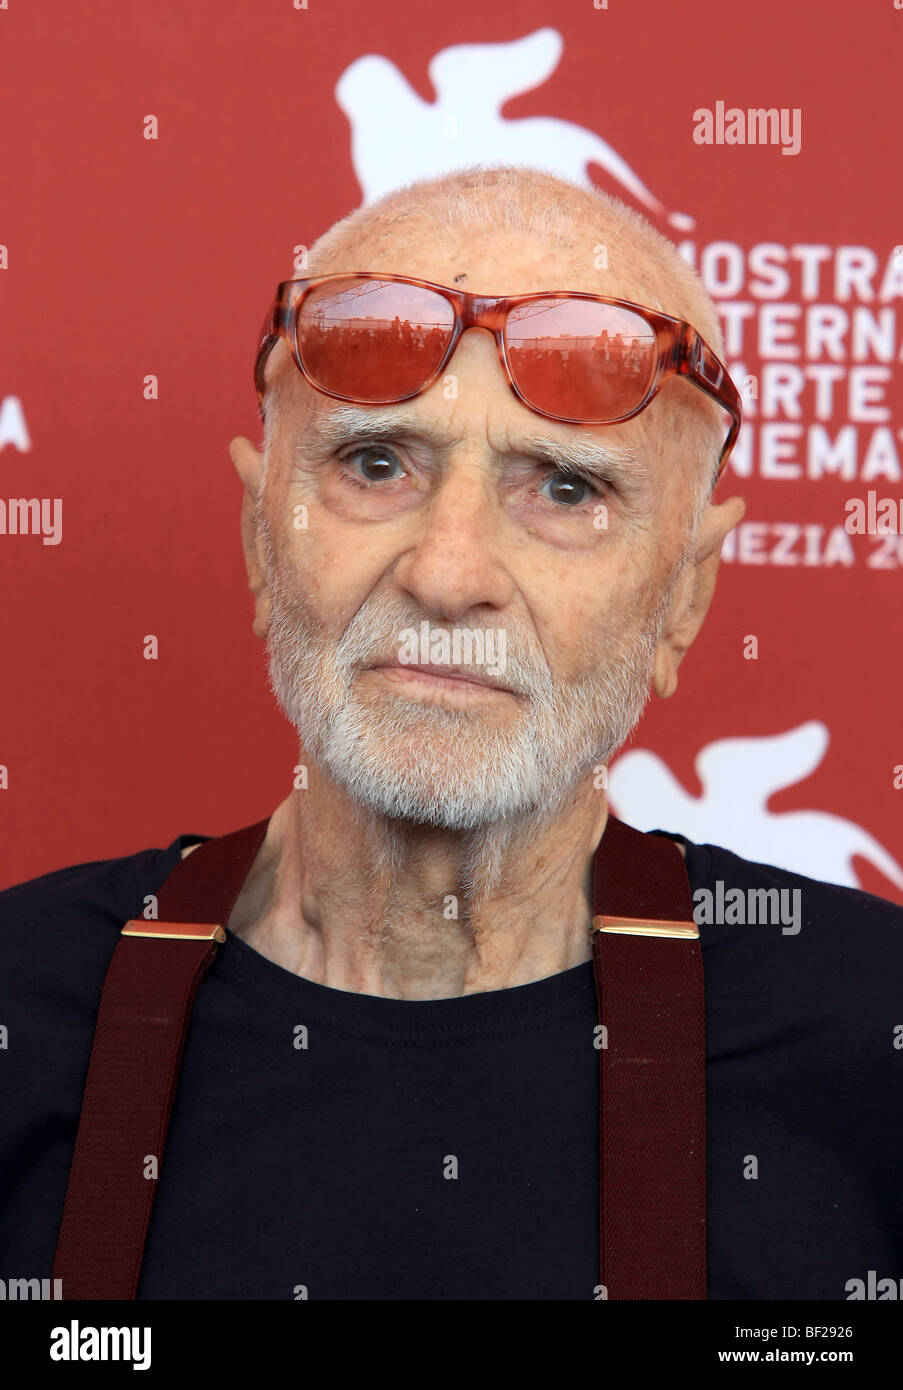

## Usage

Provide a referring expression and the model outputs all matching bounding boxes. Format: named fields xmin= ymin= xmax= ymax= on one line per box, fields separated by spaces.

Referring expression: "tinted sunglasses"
xmin=254 ymin=272 xmax=741 ymax=472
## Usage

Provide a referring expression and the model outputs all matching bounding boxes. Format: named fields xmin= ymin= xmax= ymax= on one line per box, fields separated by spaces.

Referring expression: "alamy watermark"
xmin=397 ymin=621 xmax=507 ymax=679
xmin=693 ymin=102 xmax=802 ymax=156
xmin=844 ymin=490 xmax=902 ymax=535
xmin=0 ymin=497 xmax=62 ymax=545
xmin=846 ymin=1270 xmax=903 ymax=1299
xmin=693 ymin=881 xmax=802 ymax=935
xmin=0 ymin=1276 xmax=62 ymax=1299
xmin=49 ymin=1320 xmax=151 ymax=1370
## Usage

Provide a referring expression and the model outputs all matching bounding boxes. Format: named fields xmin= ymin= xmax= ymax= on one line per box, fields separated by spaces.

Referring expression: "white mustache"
xmin=334 ymin=608 xmax=553 ymax=700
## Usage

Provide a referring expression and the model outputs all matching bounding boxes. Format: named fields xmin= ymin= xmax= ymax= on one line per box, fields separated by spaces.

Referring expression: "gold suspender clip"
xmin=591 ymin=914 xmax=699 ymax=940
xmin=121 ymin=920 xmax=226 ymax=944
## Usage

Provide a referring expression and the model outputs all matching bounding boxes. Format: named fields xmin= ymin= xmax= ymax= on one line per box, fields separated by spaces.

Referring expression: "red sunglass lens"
xmin=297 ymin=278 xmax=454 ymax=401
xmin=505 ymin=299 xmax=658 ymax=421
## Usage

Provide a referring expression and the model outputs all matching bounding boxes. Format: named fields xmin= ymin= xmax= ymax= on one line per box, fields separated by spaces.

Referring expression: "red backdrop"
xmin=1 ymin=0 xmax=901 ymax=902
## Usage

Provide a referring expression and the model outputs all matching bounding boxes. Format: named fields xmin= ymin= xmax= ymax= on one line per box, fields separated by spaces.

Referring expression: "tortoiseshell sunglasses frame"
xmin=254 ymin=271 xmax=742 ymax=473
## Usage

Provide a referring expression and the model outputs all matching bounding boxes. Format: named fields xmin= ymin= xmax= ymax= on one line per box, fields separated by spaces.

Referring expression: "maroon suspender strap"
xmin=591 ymin=814 xmax=706 ymax=1300
xmin=52 ymin=811 xmax=703 ymax=1300
xmin=52 ymin=818 xmax=270 ymax=1300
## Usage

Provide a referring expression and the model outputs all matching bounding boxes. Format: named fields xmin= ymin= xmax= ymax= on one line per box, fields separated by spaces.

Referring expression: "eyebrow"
xmin=300 ymin=404 xmax=651 ymax=495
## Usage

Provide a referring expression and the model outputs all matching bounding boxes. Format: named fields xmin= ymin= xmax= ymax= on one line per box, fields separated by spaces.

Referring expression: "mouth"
xmin=363 ymin=662 xmax=516 ymax=696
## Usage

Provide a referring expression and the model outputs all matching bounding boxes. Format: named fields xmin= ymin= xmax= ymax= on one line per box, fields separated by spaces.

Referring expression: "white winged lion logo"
xmin=336 ymin=27 xmax=694 ymax=229
xmin=609 ymin=722 xmax=903 ymax=894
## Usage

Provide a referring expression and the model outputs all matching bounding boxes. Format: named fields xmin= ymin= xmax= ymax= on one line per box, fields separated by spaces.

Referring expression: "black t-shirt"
xmin=1 ymin=826 xmax=901 ymax=1300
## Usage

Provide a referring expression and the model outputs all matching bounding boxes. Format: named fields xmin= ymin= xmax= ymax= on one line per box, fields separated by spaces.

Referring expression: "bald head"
xmin=306 ymin=165 xmax=722 ymax=350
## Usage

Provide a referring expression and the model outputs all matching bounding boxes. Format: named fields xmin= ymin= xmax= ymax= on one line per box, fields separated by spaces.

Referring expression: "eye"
xmin=340 ymin=444 xmax=406 ymax=485
xmin=538 ymin=470 xmax=599 ymax=507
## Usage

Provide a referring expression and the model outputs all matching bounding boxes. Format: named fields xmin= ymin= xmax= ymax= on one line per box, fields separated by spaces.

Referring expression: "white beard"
xmin=263 ymin=543 xmax=672 ymax=840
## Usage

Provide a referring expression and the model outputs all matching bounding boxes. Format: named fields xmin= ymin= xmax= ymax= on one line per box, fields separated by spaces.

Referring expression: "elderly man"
xmin=2 ymin=166 xmax=901 ymax=1304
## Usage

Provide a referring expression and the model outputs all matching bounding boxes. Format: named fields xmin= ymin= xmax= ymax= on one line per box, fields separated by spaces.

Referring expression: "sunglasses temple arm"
xmin=255 ymin=338 xmax=276 ymax=412
xmin=255 ymin=286 xmax=291 ymax=413
xmin=679 ymin=328 xmax=742 ymax=473
xmin=718 ymin=403 xmax=742 ymax=468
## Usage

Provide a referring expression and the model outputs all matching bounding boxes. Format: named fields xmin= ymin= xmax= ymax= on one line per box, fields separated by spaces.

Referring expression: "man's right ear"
xmin=229 ymin=436 xmax=271 ymax=640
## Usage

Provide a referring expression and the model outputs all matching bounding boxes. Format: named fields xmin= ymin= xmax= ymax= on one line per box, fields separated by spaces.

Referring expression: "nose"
xmin=392 ymin=448 xmax=517 ymax=623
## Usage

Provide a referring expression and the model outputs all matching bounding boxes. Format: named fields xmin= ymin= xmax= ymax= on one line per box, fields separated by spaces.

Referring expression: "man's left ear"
xmin=653 ymin=494 xmax=746 ymax=699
